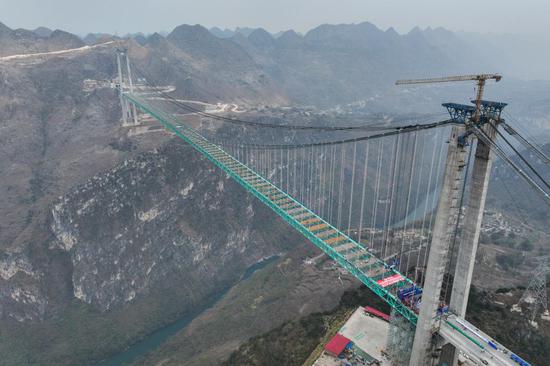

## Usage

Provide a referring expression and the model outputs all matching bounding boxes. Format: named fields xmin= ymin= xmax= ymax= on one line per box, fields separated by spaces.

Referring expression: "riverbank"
xmin=131 ymin=244 xmax=358 ymax=366
xmin=97 ymin=255 xmax=280 ymax=366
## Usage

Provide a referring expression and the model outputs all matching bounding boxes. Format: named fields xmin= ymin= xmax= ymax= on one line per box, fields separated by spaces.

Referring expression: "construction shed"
xmin=324 ymin=333 xmax=352 ymax=357
xmin=364 ymin=306 xmax=390 ymax=322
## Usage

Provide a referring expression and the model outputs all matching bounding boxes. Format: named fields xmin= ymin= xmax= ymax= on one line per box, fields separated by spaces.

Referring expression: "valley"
xmin=0 ymin=16 xmax=548 ymax=366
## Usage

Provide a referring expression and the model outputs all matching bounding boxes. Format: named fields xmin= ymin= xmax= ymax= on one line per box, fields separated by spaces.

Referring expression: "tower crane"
xmin=397 ymin=74 xmax=504 ymax=366
xmin=396 ymin=74 xmax=502 ymax=123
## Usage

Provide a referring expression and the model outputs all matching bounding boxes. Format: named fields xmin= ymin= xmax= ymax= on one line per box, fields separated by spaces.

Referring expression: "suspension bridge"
xmin=116 ymin=52 xmax=549 ymax=366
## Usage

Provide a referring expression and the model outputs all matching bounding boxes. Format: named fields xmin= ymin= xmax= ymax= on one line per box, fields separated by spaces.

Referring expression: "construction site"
xmin=114 ymin=57 xmax=550 ymax=366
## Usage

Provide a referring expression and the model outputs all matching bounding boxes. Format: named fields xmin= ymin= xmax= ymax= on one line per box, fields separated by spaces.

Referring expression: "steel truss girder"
xmin=124 ymin=93 xmax=419 ymax=325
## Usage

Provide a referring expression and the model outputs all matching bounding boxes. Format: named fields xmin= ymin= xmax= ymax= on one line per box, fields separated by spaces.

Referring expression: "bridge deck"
xmin=440 ymin=315 xmax=524 ymax=366
xmin=123 ymin=94 xmax=530 ymax=364
xmin=125 ymin=93 xmax=419 ymax=324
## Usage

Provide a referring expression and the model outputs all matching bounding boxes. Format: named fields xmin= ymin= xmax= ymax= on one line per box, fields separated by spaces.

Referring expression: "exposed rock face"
xmin=1 ymin=134 xmax=294 ymax=320
xmin=0 ymin=252 xmax=46 ymax=322
xmin=0 ymin=50 xmax=124 ymax=322
xmin=49 ymin=140 xmax=289 ymax=311
xmin=0 ymin=28 xmax=286 ymax=323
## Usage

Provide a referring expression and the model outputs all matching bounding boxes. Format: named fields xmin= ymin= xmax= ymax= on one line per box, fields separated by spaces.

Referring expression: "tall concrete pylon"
xmin=439 ymin=122 xmax=499 ymax=366
xmin=116 ymin=52 xmax=128 ymax=125
xmin=449 ymin=123 xmax=496 ymax=316
xmin=409 ymin=125 xmax=468 ymax=365
xmin=125 ymin=53 xmax=139 ymax=125
xmin=116 ymin=51 xmax=138 ymax=126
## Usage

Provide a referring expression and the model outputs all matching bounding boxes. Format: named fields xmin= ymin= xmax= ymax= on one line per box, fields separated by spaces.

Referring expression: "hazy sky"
xmin=0 ymin=0 xmax=548 ymax=36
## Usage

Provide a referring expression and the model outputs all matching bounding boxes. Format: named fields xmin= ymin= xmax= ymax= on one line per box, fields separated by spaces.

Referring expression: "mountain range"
xmin=0 ymin=18 xmax=548 ymax=366
xmin=3 ymin=19 xmax=550 ymax=109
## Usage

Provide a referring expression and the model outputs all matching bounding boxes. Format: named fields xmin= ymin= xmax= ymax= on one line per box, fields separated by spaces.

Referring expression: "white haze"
xmin=1 ymin=0 xmax=550 ymax=80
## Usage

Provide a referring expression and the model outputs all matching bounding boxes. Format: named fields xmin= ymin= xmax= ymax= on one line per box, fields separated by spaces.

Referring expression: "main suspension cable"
xmin=473 ymin=126 xmax=550 ymax=203
xmin=133 ymin=65 xmax=441 ymax=131
xmin=210 ymin=120 xmax=454 ymax=150
xmin=501 ymin=111 xmax=550 ymax=165
xmin=131 ymin=63 xmax=446 ymax=132
xmin=491 ymin=122 xmax=550 ymax=190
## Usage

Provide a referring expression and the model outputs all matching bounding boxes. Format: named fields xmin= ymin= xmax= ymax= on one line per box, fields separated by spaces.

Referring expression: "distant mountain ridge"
xmin=132 ymin=21 xmax=480 ymax=106
xmin=222 ymin=22 xmax=479 ymax=105
xmin=32 ymin=26 xmax=53 ymax=37
xmin=0 ymin=21 xmax=84 ymax=56
xmin=207 ymin=23 xmax=550 ymax=81
xmin=4 ymin=19 xmax=548 ymax=81
xmin=0 ymin=17 xmax=549 ymax=366
xmin=2 ymin=19 xmax=550 ymax=108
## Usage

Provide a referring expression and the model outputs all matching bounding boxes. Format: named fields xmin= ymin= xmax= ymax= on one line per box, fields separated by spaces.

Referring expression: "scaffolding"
xmin=387 ymin=309 xmax=415 ymax=365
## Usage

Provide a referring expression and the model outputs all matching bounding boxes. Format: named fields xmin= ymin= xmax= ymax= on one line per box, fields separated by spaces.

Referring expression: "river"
xmin=97 ymin=255 xmax=280 ymax=366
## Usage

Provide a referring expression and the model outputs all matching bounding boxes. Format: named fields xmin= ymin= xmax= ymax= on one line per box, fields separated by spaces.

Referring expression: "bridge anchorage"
xmin=115 ymin=53 xmax=546 ymax=366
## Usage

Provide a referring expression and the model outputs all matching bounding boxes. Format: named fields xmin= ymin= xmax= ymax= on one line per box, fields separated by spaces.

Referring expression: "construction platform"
xmin=313 ymin=307 xmax=391 ymax=366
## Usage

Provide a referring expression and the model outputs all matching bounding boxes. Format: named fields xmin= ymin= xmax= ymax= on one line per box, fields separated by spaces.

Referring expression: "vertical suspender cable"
xmin=309 ymin=145 xmax=314 ymax=207
xmin=382 ymin=134 xmax=399 ymax=260
xmin=267 ymin=149 xmax=271 ymax=181
xmin=280 ymin=148 xmax=283 ymax=189
xmin=358 ymin=141 xmax=370 ymax=246
xmin=329 ymin=145 xmax=337 ymax=223
xmin=292 ymin=149 xmax=298 ymax=198
xmin=417 ymin=131 xmax=439 ymax=281
xmin=299 ymin=148 xmax=305 ymax=203
xmin=322 ymin=145 xmax=329 ymax=219
xmin=400 ymin=131 xmax=418 ymax=275
xmin=422 ymin=128 xmax=447 ymax=274
xmin=285 ymin=149 xmax=290 ymax=194
xmin=320 ymin=146 xmax=326 ymax=216
xmin=337 ymin=145 xmax=346 ymax=230
xmin=318 ymin=146 xmax=325 ymax=217
xmin=313 ymin=146 xmax=319 ymax=213
xmin=370 ymin=139 xmax=383 ymax=249
xmin=411 ymin=136 xmax=426 ymax=281
xmin=258 ymin=149 xmax=262 ymax=177
xmin=347 ymin=141 xmax=358 ymax=236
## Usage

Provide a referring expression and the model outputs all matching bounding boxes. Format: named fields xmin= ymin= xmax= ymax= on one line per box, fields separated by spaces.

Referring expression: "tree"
xmin=519 ymin=239 xmax=534 ymax=251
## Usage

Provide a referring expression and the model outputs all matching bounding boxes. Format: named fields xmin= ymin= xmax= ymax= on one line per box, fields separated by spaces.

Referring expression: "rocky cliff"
xmin=49 ymin=140 xmax=293 ymax=312
xmin=0 ymin=27 xmax=287 ymax=324
xmin=0 ymin=136 xmax=310 ymax=366
xmin=1 ymin=19 xmax=549 ymax=365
